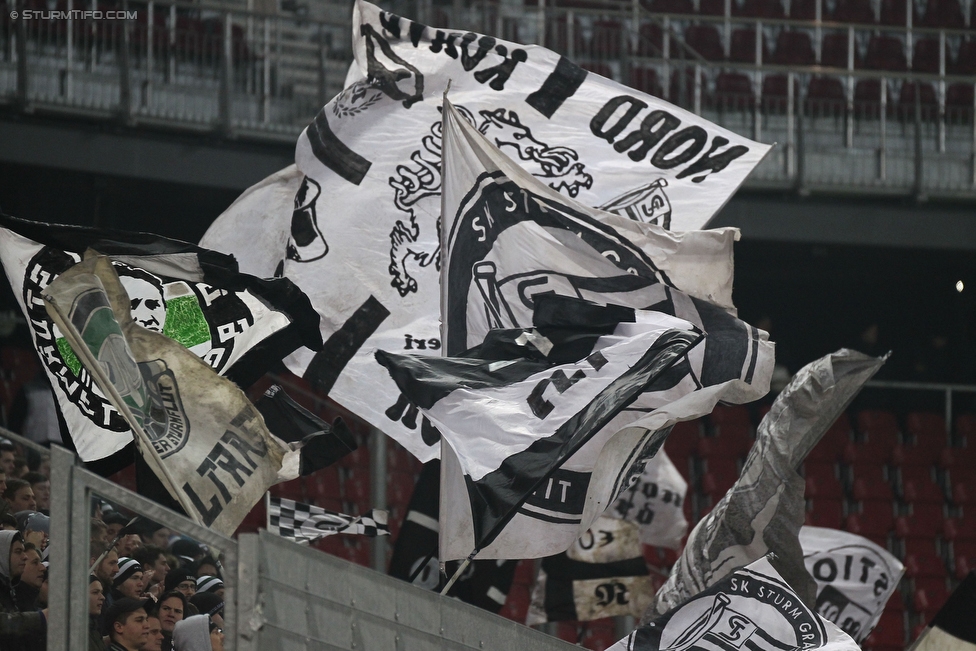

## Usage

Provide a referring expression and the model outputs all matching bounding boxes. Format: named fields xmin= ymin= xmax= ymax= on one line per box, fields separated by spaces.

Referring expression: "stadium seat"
xmin=806 ymin=498 xmax=845 ymax=529
xmin=896 ymin=509 xmax=947 ymax=544
xmin=669 ymin=68 xmax=709 ymax=105
xmin=343 ymin=474 xmax=371 ymax=505
xmin=387 ymin=471 xmax=415 ymax=508
xmin=864 ymin=610 xmax=906 ymax=649
xmin=845 ymin=454 xmax=890 ymax=486
xmin=512 ymin=559 xmax=537 ymax=587
xmin=914 ymin=579 xmax=951 ymax=615
xmin=630 ymin=67 xmax=662 ymax=96
xmin=903 ymin=478 xmax=946 ymax=505
xmin=338 ymin=445 xmax=370 ymax=469
xmin=636 ymin=23 xmax=664 ymax=57
xmin=581 ymin=620 xmax=617 ymax=651
xmin=852 ymin=476 xmax=895 ymax=502
xmin=770 ymin=31 xmax=815 ymax=66
xmin=805 ymin=76 xmax=846 ymax=114
xmin=270 ymin=477 xmax=305 ymax=502
xmin=697 ymin=431 xmax=751 ymax=460
xmin=820 ymin=33 xmax=860 ymax=69
xmin=734 ymin=0 xmax=785 ymax=17
xmin=700 ymin=468 xmax=737 ymax=503
xmin=682 ymin=25 xmax=724 ymax=62
xmin=834 ymin=0 xmax=875 ymax=23
xmin=850 ymin=501 xmax=897 ymax=539
xmin=805 ymin=467 xmax=845 ymax=499
xmin=944 ymin=510 xmax=976 ymax=542
xmin=910 ymin=40 xmax=942 ymax=75
xmin=306 ymin=467 xmax=342 ymax=502
xmin=715 ymin=72 xmax=755 ymax=109
xmin=879 ymin=0 xmax=908 ymax=23
xmin=789 ymin=0 xmax=817 ymax=18
xmin=952 ymin=540 xmax=976 ymax=578
xmin=556 ymin=621 xmax=581 ymax=643
xmin=898 ymin=464 xmax=940 ymax=493
xmin=946 ymin=83 xmax=975 ymax=109
xmin=918 ymin=0 xmax=965 ymax=26
xmin=898 ymin=81 xmax=939 ymax=109
xmin=645 ymin=0 xmax=695 ymax=12
xmin=545 ymin=16 xmax=584 ymax=56
xmin=728 ymin=28 xmax=769 ymax=63
xmin=709 ymin=404 xmax=753 ymax=433
xmin=590 ymin=20 xmax=624 ymax=59
xmin=905 ymin=551 xmax=948 ymax=579
xmin=863 ymin=35 xmax=908 ymax=71
xmin=949 ymin=42 xmax=976 ymax=77
xmin=500 ymin=585 xmax=530 ymax=622
xmin=698 ymin=0 xmax=726 ymax=15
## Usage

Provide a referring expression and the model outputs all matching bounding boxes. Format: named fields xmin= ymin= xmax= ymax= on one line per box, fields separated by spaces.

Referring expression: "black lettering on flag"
xmin=307 ymin=110 xmax=373 ymax=185
xmin=676 ymin=136 xmax=750 ymax=182
xmin=526 ymin=57 xmax=588 ymax=119
xmin=590 ymin=95 xmax=648 ymax=144
xmin=305 ymin=295 xmax=391 ymax=394
xmin=361 ymin=23 xmax=425 ymax=108
xmin=409 ymin=21 xmax=425 ymax=47
xmin=459 ymin=33 xmax=496 ymax=71
xmin=379 ymin=11 xmax=401 ymax=39
xmin=650 ymin=126 xmax=708 ymax=169
xmin=473 ymin=44 xmax=528 ymax=91
xmin=615 ymin=110 xmax=681 ymax=161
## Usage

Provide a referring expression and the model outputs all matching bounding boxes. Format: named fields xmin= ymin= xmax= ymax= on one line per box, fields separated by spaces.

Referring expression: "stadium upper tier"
xmin=1 ymin=0 xmax=974 ymax=198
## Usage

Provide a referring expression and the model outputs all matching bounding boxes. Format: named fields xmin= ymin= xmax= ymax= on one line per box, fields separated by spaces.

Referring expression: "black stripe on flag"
xmin=469 ymin=329 xmax=703 ymax=551
xmin=306 ymin=295 xmax=390 ymax=394
xmin=526 ymin=57 xmax=589 ymax=119
xmin=306 ymin=109 xmax=373 ymax=185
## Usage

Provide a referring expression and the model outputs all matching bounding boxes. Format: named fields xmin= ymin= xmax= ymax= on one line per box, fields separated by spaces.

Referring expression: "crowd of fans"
xmin=0 ymin=437 xmax=227 ymax=651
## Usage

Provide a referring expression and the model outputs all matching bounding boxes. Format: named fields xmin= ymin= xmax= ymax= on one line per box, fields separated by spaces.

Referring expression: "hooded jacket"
xmin=0 ymin=529 xmax=46 ymax=651
xmin=171 ymin=614 xmax=211 ymax=651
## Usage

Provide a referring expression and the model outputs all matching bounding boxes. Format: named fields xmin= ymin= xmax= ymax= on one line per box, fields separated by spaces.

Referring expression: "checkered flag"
xmin=267 ymin=495 xmax=389 ymax=545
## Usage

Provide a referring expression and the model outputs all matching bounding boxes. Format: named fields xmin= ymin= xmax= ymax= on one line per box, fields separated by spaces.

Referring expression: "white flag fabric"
xmin=432 ymin=96 xmax=773 ymax=561
xmin=42 ymin=256 xmax=283 ymax=535
xmin=647 ymin=350 xmax=886 ymax=621
xmin=201 ymin=0 xmax=770 ymax=465
xmin=609 ymin=555 xmax=861 ymax=651
xmin=527 ymin=516 xmax=654 ymax=625
xmin=199 ymin=165 xmax=304 ymax=279
xmin=0 ymin=213 xmax=321 ymax=462
xmin=378 ymin=297 xmax=703 ymax=561
xmin=267 ymin=496 xmax=389 ymax=544
xmin=799 ymin=526 xmax=905 ymax=643
xmin=609 ymin=450 xmax=688 ymax=550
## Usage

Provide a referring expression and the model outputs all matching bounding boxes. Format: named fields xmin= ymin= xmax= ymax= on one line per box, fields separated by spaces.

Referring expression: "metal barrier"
xmin=236 ymin=529 xmax=580 ymax=651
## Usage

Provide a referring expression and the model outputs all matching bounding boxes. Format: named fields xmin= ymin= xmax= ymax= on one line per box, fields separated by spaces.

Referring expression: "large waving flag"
xmin=647 ymin=350 xmax=886 ymax=622
xmin=378 ymin=296 xmax=702 ymax=561
xmin=200 ymin=0 xmax=769 ymax=464
xmin=609 ymin=450 xmax=688 ymax=550
xmin=0 ymin=213 xmax=321 ymax=463
xmin=799 ymin=526 xmax=905 ymax=643
xmin=43 ymin=256 xmax=283 ymax=535
xmin=609 ymin=556 xmax=861 ymax=651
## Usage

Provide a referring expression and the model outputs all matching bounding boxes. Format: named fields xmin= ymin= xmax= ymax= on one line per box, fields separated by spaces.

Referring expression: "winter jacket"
xmin=0 ymin=530 xmax=46 ymax=651
xmin=171 ymin=614 xmax=211 ymax=651
xmin=89 ymin=615 xmax=109 ymax=651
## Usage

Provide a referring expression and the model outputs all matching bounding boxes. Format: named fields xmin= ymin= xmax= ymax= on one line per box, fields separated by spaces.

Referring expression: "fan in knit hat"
xmin=195 ymin=575 xmax=223 ymax=596
xmin=112 ymin=557 xmax=144 ymax=600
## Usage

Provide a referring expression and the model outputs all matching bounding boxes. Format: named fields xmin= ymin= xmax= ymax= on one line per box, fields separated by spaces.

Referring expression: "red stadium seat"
xmin=903 ymin=479 xmax=946 ymax=505
xmin=770 ymin=31 xmax=816 ymax=66
xmin=863 ymin=35 xmax=908 ymax=71
xmin=857 ymin=409 xmax=900 ymax=442
xmin=851 ymin=501 xmax=897 ymax=538
xmin=270 ymin=478 xmax=305 ymax=502
xmin=630 ymin=67 xmax=662 ymax=96
xmin=947 ymin=83 xmax=975 ymax=109
xmin=898 ymin=81 xmax=939 ymax=108
xmin=896 ymin=509 xmax=947 ymax=543
xmin=556 ymin=621 xmax=581 ymax=643
xmin=918 ymin=0 xmax=965 ymax=26
xmin=845 ymin=455 xmax=890 ymax=485
xmin=734 ymin=0 xmax=785 ymax=17
xmin=806 ymin=498 xmax=845 ymax=529
xmin=683 ymin=25 xmax=724 ymax=62
xmin=914 ymin=579 xmax=951 ymax=614
xmin=343 ymin=474 xmax=371 ymax=505
xmin=910 ymin=40 xmax=942 ymax=75
xmin=728 ymin=28 xmax=769 ymax=63
xmin=864 ymin=610 xmax=906 ymax=649
xmin=944 ymin=510 xmax=976 ymax=542
xmin=834 ymin=0 xmax=875 ymax=22
xmin=820 ymin=33 xmax=860 ymax=69
xmin=500 ymin=585 xmax=530 ymax=623
xmin=387 ymin=471 xmax=415 ymax=508
xmin=905 ymin=552 xmax=948 ymax=579
xmin=636 ymin=24 xmax=663 ymax=56
xmin=590 ymin=20 xmax=624 ymax=59
xmin=709 ymin=404 xmax=753 ymax=433
xmin=546 ymin=16 xmax=584 ymax=56
xmin=806 ymin=469 xmax=845 ymax=500
xmin=789 ymin=0 xmax=816 ymax=18
xmin=852 ymin=477 xmax=895 ymax=502
xmin=581 ymin=620 xmax=617 ymax=651
xmin=698 ymin=0 xmax=726 ymax=14
xmin=957 ymin=413 xmax=976 ymax=440
xmin=698 ymin=431 xmax=751 ymax=461
xmin=879 ymin=0 xmax=907 ymax=24
xmin=306 ymin=467 xmax=342 ymax=502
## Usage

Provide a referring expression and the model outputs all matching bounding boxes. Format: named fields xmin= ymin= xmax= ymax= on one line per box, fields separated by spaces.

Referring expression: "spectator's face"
xmin=8 ymin=540 xmax=27 ymax=581
xmin=119 ymin=534 xmax=142 ymax=557
xmin=8 ymin=486 xmax=35 ymax=512
xmin=157 ymin=596 xmax=184 ymax=633
xmin=150 ymin=528 xmax=170 ymax=549
xmin=144 ymin=616 xmax=164 ymax=651
xmin=117 ymin=571 xmax=145 ymax=599
xmin=196 ymin=563 xmax=218 ymax=578
xmin=88 ymin=580 xmax=105 ymax=616
xmin=175 ymin=578 xmax=196 ymax=599
xmin=0 ymin=451 xmax=14 ymax=475
xmin=210 ymin=623 xmax=225 ymax=651
xmin=106 ymin=523 xmax=124 ymax=539
xmin=215 ymin=586 xmax=225 ymax=600
xmin=38 ymin=459 xmax=50 ymax=478
xmin=96 ymin=551 xmax=120 ymax=584
xmin=39 ymin=578 xmax=48 ymax=606
xmin=0 ymin=471 xmax=6 ymax=495
xmin=114 ymin=609 xmax=150 ymax=649
xmin=30 ymin=480 xmax=50 ymax=511
xmin=150 ymin=554 xmax=169 ymax=584
xmin=20 ymin=549 xmax=43 ymax=589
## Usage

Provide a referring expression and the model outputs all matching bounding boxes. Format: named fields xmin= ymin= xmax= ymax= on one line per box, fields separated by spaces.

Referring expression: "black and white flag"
xmin=267 ymin=496 xmax=389 ymax=544
xmin=609 ymin=450 xmax=688 ymax=550
xmin=43 ymin=256 xmax=284 ymax=535
xmin=647 ymin=350 xmax=886 ymax=622
xmin=609 ymin=556 xmax=861 ymax=651
xmin=527 ymin=516 xmax=654 ymax=625
xmin=427 ymin=99 xmax=773 ymax=561
xmin=378 ymin=295 xmax=703 ymax=561
xmin=200 ymin=0 xmax=769 ymax=465
xmin=799 ymin=526 xmax=904 ymax=643
xmin=0 ymin=213 xmax=321 ymax=463
xmin=387 ymin=460 xmax=518 ymax=613
xmin=910 ymin=571 xmax=976 ymax=651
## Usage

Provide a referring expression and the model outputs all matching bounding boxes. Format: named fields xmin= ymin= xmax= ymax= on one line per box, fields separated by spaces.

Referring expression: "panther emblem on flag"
xmin=387 ymin=106 xmax=594 ymax=297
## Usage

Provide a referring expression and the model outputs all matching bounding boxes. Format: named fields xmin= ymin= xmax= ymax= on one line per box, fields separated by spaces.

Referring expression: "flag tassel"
xmin=440 ymin=550 xmax=477 ymax=595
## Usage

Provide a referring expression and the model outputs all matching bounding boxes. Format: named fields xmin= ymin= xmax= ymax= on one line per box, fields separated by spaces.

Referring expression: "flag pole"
xmin=439 ymin=549 xmax=477 ymax=595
